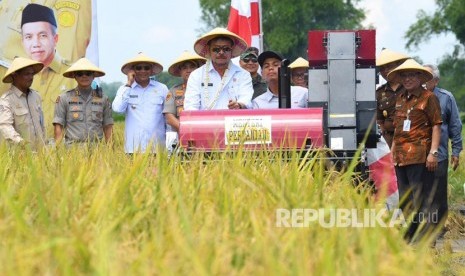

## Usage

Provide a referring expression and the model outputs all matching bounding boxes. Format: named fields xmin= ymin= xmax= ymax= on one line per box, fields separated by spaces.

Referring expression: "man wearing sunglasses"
xmin=53 ymin=58 xmax=113 ymax=145
xmin=184 ymin=28 xmax=253 ymax=110
xmin=239 ymin=47 xmax=267 ymax=100
xmin=112 ymin=53 xmax=168 ymax=154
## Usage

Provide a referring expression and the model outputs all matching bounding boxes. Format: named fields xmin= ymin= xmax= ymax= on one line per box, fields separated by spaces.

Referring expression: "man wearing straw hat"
xmin=184 ymin=27 xmax=253 ymax=110
xmin=163 ymin=51 xmax=206 ymax=152
xmin=0 ymin=57 xmax=45 ymax=149
xmin=289 ymin=57 xmax=309 ymax=88
xmin=388 ymin=59 xmax=442 ymax=242
xmin=53 ymin=58 xmax=113 ymax=145
xmin=112 ymin=53 xmax=168 ymax=154
xmin=376 ymin=49 xmax=409 ymax=148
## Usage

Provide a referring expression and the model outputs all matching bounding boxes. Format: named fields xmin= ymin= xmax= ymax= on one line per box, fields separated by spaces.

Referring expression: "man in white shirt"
xmin=112 ymin=53 xmax=168 ymax=153
xmin=252 ymin=51 xmax=308 ymax=109
xmin=184 ymin=27 xmax=253 ymax=110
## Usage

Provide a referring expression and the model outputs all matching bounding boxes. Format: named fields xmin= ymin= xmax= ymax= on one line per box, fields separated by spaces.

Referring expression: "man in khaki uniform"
xmin=0 ymin=57 xmax=45 ymax=149
xmin=0 ymin=2 xmax=87 ymax=126
xmin=53 ymin=58 xmax=113 ymax=145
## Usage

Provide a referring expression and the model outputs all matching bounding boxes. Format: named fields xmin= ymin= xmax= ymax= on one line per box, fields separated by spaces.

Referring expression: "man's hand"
xmin=228 ymin=100 xmax=242 ymax=110
xmin=127 ymin=70 xmax=136 ymax=86
xmin=451 ymin=155 xmax=460 ymax=171
xmin=426 ymin=154 xmax=438 ymax=171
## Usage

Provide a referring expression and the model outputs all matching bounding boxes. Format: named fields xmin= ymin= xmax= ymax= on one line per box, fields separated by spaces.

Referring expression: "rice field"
xmin=0 ymin=122 xmax=464 ymax=275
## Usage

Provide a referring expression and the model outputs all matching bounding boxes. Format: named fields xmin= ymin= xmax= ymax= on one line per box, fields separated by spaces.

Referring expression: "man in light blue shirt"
xmin=424 ymin=64 xmax=462 ymax=236
xmin=112 ymin=53 xmax=168 ymax=153
xmin=252 ymin=51 xmax=308 ymax=109
xmin=184 ymin=28 xmax=253 ymax=110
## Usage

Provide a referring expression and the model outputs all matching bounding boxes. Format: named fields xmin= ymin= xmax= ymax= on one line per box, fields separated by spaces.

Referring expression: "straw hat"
xmin=376 ymin=49 xmax=409 ymax=67
xmin=289 ymin=57 xmax=309 ymax=69
xmin=2 ymin=57 xmax=43 ymax=83
xmin=387 ymin=59 xmax=433 ymax=84
xmin=63 ymin=57 xmax=105 ymax=78
xmin=121 ymin=53 xmax=163 ymax=75
xmin=194 ymin=27 xmax=248 ymax=58
xmin=168 ymin=51 xmax=206 ymax=77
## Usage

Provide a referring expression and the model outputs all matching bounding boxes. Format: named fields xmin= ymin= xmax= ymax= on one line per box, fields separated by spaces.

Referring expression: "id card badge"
xmin=403 ymin=119 xmax=411 ymax=131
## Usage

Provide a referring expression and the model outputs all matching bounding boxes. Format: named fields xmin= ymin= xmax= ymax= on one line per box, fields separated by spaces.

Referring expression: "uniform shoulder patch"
xmin=166 ymin=93 xmax=172 ymax=101
xmin=55 ymin=96 xmax=60 ymax=103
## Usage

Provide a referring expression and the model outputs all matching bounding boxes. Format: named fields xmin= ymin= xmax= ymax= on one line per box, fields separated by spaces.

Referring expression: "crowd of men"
xmin=0 ymin=3 xmax=463 ymax=245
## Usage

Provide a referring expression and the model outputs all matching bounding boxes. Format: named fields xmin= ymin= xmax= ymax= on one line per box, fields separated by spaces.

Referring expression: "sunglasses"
xmin=400 ymin=72 xmax=422 ymax=78
xmin=293 ymin=73 xmax=308 ymax=79
xmin=134 ymin=65 xmax=152 ymax=71
xmin=242 ymin=57 xmax=258 ymax=63
xmin=211 ymin=47 xmax=232 ymax=54
xmin=75 ymin=71 xmax=93 ymax=77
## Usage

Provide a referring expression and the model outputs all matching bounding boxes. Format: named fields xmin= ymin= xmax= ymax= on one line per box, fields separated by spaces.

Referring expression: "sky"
xmin=96 ymin=0 xmax=458 ymax=83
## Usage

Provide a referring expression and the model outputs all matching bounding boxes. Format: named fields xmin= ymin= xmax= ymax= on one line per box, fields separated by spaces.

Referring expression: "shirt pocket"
xmin=91 ymin=105 xmax=104 ymax=122
xmin=68 ymin=105 xmax=84 ymax=122
xmin=13 ymin=107 xmax=29 ymax=125
xmin=148 ymin=96 xmax=164 ymax=113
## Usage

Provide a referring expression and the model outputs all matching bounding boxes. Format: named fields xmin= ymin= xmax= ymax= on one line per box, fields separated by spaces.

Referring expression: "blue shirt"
xmin=112 ymin=80 xmax=168 ymax=153
xmin=252 ymin=86 xmax=308 ymax=109
xmin=433 ymin=87 xmax=462 ymax=161
xmin=184 ymin=60 xmax=253 ymax=110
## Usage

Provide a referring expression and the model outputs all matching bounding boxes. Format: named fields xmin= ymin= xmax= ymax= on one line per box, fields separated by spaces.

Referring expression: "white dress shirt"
xmin=252 ymin=86 xmax=308 ymax=109
xmin=184 ymin=60 xmax=253 ymax=110
xmin=112 ymin=80 xmax=168 ymax=153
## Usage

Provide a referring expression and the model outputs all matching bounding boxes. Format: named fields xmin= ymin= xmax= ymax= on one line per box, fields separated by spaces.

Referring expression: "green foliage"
xmin=155 ymin=71 xmax=183 ymax=89
xmin=199 ymin=0 xmax=365 ymax=61
xmin=100 ymin=81 xmax=123 ymax=102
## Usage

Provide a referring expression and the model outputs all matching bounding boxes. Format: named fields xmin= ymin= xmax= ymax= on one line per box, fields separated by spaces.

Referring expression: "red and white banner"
xmin=227 ymin=0 xmax=261 ymax=51
xmin=367 ymin=137 xmax=399 ymax=209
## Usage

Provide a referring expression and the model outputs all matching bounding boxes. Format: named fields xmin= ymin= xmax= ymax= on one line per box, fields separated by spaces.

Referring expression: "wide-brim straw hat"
xmin=194 ymin=27 xmax=248 ymax=58
xmin=2 ymin=57 xmax=43 ymax=83
xmin=376 ymin=49 xmax=409 ymax=67
xmin=387 ymin=59 xmax=433 ymax=84
xmin=121 ymin=53 xmax=163 ymax=75
xmin=63 ymin=57 xmax=105 ymax=78
xmin=168 ymin=51 xmax=206 ymax=77
xmin=289 ymin=57 xmax=309 ymax=69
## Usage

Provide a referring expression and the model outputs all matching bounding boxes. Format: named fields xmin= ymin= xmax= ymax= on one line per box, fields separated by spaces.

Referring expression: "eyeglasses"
xmin=242 ymin=57 xmax=258 ymax=63
xmin=211 ymin=46 xmax=232 ymax=54
xmin=400 ymin=72 xmax=422 ymax=78
xmin=293 ymin=73 xmax=308 ymax=79
xmin=75 ymin=71 xmax=93 ymax=77
xmin=134 ymin=65 xmax=152 ymax=71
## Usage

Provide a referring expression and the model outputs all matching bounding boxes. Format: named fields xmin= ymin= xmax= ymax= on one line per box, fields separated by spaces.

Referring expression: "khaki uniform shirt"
xmin=163 ymin=83 xmax=185 ymax=132
xmin=251 ymin=73 xmax=267 ymax=100
xmin=0 ymin=85 xmax=45 ymax=148
xmin=53 ymin=88 xmax=114 ymax=143
xmin=392 ymin=87 xmax=442 ymax=166
xmin=376 ymin=83 xmax=405 ymax=147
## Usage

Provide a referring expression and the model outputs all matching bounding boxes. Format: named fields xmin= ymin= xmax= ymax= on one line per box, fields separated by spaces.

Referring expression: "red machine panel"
xmin=308 ymin=30 xmax=376 ymax=67
xmin=179 ymin=108 xmax=324 ymax=152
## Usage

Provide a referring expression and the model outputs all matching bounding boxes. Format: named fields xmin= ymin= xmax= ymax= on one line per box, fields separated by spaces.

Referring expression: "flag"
xmin=227 ymin=0 xmax=261 ymax=51
xmin=366 ymin=137 xmax=399 ymax=210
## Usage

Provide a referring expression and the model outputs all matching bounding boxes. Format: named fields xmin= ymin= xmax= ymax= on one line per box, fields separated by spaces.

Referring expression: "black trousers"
xmin=431 ymin=160 xmax=449 ymax=230
xmin=395 ymin=163 xmax=437 ymax=242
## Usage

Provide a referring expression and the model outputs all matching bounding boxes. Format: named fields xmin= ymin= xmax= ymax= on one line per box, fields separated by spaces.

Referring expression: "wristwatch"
xmin=429 ymin=150 xmax=439 ymax=157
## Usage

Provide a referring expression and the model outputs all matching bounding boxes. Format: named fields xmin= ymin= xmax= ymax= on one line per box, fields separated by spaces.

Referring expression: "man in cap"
xmin=112 ymin=53 xmax=169 ymax=154
xmin=184 ymin=27 xmax=253 ymax=110
xmin=289 ymin=57 xmax=309 ymax=88
xmin=424 ymin=64 xmax=462 ymax=238
xmin=0 ymin=3 xmax=75 ymax=129
xmin=239 ymin=46 xmax=267 ymax=99
xmin=376 ymin=49 xmax=409 ymax=148
xmin=252 ymin=51 xmax=308 ymax=109
xmin=388 ymin=59 xmax=442 ymax=242
xmin=53 ymin=58 xmax=113 ymax=145
xmin=0 ymin=57 xmax=45 ymax=149
xmin=163 ymin=51 xmax=206 ymax=152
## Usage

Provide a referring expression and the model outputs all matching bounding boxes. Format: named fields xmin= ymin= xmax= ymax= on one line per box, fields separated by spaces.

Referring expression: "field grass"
xmin=0 ymin=122 xmax=464 ymax=275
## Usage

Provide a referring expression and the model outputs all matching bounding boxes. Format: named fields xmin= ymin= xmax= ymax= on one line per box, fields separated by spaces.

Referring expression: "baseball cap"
xmin=257 ymin=51 xmax=283 ymax=68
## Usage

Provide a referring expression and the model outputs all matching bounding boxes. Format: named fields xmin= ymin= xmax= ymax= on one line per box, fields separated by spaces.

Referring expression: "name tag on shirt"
xmin=201 ymin=83 xmax=213 ymax=87
xmin=129 ymin=95 xmax=138 ymax=98
xmin=403 ymin=119 xmax=411 ymax=132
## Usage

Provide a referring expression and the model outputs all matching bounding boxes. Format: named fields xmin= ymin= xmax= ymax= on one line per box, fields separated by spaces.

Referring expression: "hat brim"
xmin=388 ymin=69 xmax=433 ymax=84
xmin=168 ymin=59 xmax=205 ymax=77
xmin=121 ymin=61 xmax=163 ymax=76
xmin=2 ymin=59 xmax=43 ymax=83
xmin=63 ymin=70 xmax=105 ymax=78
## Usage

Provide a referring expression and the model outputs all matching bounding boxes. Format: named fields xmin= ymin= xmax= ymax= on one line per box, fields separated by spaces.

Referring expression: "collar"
xmin=405 ymin=87 xmax=424 ymax=98
xmin=263 ymin=90 xmax=277 ymax=102
xmin=11 ymin=85 xmax=28 ymax=97
xmin=47 ymin=52 xmax=66 ymax=73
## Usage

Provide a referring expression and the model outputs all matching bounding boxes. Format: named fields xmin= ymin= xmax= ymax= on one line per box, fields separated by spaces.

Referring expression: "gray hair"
xmin=424 ymin=64 xmax=440 ymax=80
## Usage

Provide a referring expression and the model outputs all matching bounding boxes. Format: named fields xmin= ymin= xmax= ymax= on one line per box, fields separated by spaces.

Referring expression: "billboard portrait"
xmin=0 ymin=0 xmax=96 ymax=127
